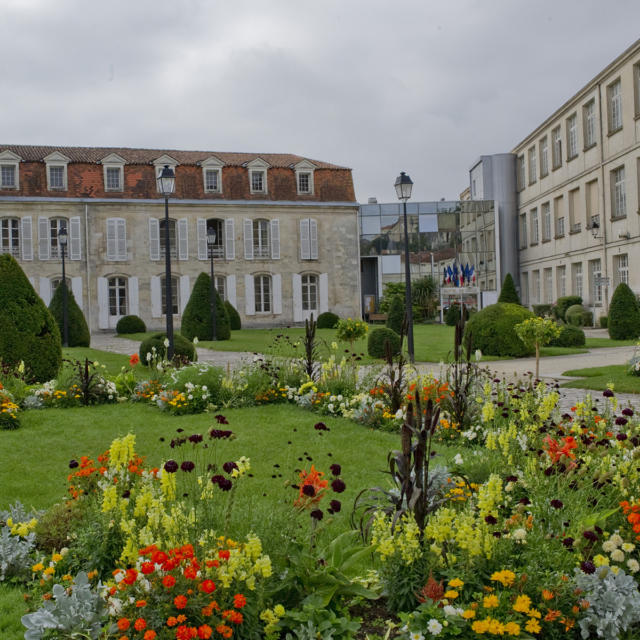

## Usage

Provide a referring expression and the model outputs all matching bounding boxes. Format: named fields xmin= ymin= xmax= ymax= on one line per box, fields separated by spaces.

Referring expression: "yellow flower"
xmin=32 ymin=563 xmax=44 ymax=572
xmin=274 ymin=604 xmax=285 ymax=617
xmin=525 ymin=618 xmax=541 ymax=634
xmin=448 ymin=578 xmax=464 ymax=588
xmin=43 ymin=566 xmax=55 ymax=576
xmin=504 ymin=621 xmax=521 ymax=635
xmin=483 ymin=594 xmax=500 ymax=608
xmin=444 ymin=589 xmax=459 ymax=599
xmin=472 ymin=619 xmax=490 ymax=633
xmin=490 ymin=569 xmax=516 ymax=587
xmin=513 ymin=594 xmax=532 ymax=613
xmin=462 ymin=609 xmax=476 ymax=619
xmin=51 ymin=553 xmax=63 ymax=563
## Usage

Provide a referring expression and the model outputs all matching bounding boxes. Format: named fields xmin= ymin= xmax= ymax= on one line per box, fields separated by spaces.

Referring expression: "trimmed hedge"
xmin=139 ymin=332 xmax=196 ymax=364
xmin=566 ymin=304 xmax=593 ymax=327
xmin=317 ymin=311 xmax=340 ymax=329
xmin=532 ymin=304 xmax=553 ymax=318
xmin=608 ymin=282 xmax=640 ymax=339
xmin=48 ymin=281 xmax=90 ymax=347
xmin=116 ymin=315 xmax=146 ymax=334
xmin=497 ymin=273 xmax=520 ymax=304
xmin=463 ymin=302 xmax=534 ymax=357
xmin=0 ymin=254 xmax=62 ymax=382
xmin=367 ymin=327 xmax=401 ymax=359
xmin=181 ymin=272 xmax=230 ymax=341
xmin=549 ymin=325 xmax=585 ymax=347
xmin=599 ymin=315 xmax=608 ymax=329
xmin=386 ymin=296 xmax=405 ymax=335
xmin=552 ymin=296 xmax=582 ymax=321
xmin=224 ymin=300 xmax=242 ymax=331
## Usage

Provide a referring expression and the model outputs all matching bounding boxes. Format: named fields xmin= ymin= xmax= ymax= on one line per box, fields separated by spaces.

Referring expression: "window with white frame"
xmin=297 ymin=172 xmax=312 ymax=194
xmin=556 ymin=215 xmax=565 ymax=237
xmin=530 ymin=208 xmax=539 ymax=244
xmin=583 ymin=100 xmax=597 ymax=148
xmin=105 ymin=166 xmax=122 ymax=191
xmin=544 ymin=268 xmax=553 ymax=303
xmin=519 ymin=213 xmax=527 ymax=248
xmin=516 ymin=155 xmax=525 ymax=190
xmin=542 ymin=202 xmax=552 ymax=241
xmin=614 ymin=254 xmax=629 ymax=287
xmin=302 ymin=274 xmax=318 ymax=311
xmin=51 ymin=276 xmax=71 ymax=294
xmin=0 ymin=165 xmax=16 ymax=189
xmin=607 ymin=78 xmax=622 ymax=133
xmin=108 ymin=276 xmax=128 ymax=316
xmin=532 ymin=270 xmax=540 ymax=304
xmin=611 ymin=166 xmax=626 ymax=218
xmin=300 ymin=218 xmax=318 ymax=260
xmin=206 ymin=218 xmax=225 ymax=257
xmin=528 ymin=147 xmax=537 ymax=184
xmin=250 ymin=170 xmax=266 ymax=193
xmin=572 ymin=263 xmax=583 ymax=298
xmin=204 ymin=169 xmax=221 ymax=193
xmin=539 ymin=137 xmax=549 ymax=177
xmin=590 ymin=259 xmax=602 ymax=304
xmin=552 ymin=126 xmax=562 ymax=169
xmin=557 ymin=265 xmax=567 ymax=298
xmin=49 ymin=217 xmax=68 ymax=259
xmin=635 ymin=63 xmax=640 ymax=118
xmin=0 ymin=218 xmax=20 ymax=256
xmin=566 ymin=114 xmax=578 ymax=159
xmin=254 ymin=274 xmax=271 ymax=313
xmin=160 ymin=275 xmax=179 ymax=315
xmin=521 ymin=272 xmax=529 ymax=305
xmin=48 ymin=166 xmax=66 ymax=190
xmin=159 ymin=219 xmax=177 ymax=259
xmin=253 ymin=219 xmax=271 ymax=258
xmin=214 ymin=275 xmax=226 ymax=301
xmin=106 ymin=218 xmax=127 ymax=261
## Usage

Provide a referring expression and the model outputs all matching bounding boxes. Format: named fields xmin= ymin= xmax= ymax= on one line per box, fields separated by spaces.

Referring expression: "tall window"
xmin=590 ymin=259 xmax=602 ymax=304
xmin=160 ymin=275 xmax=179 ymax=315
xmin=542 ymin=202 xmax=552 ymax=241
xmin=254 ymin=275 xmax=271 ymax=313
xmin=554 ymin=195 xmax=565 ymax=238
xmin=532 ymin=270 xmax=540 ymax=304
xmin=517 ymin=155 xmax=525 ymax=190
xmin=0 ymin=218 xmax=20 ymax=256
xmin=519 ymin=214 xmax=527 ymax=248
xmin=0 ymin=165 xmax=16 ymax=188
xmin=552 ymin=127 xmax=562 ymax=169
xmin=611 ymin=166 xmax=626 ymax=218
xmin=302 ymin=274 xmax=318 ymax=311
xmin=159 ymin=219 xmax=177 ymax=259
xmin=635 ymin=63 xmax=640 ymax=118
xmin=530 ymin=208 xmax=539 ymax=244
xmin=297 ymin=172 xmax=312 ymax=194
xmin=521 ymin=272 xmax=529 ymax=305
xmin=566 ymin=114 xmax=578 ymax=159
xmin=253 ymin=219 xmax=271 ymax=258
xmin=583 ymin=100 xmax=597 ymax=148
xmin=528 ymin=146 xmax=537 ymax=184
xmin=48 ymin=166 xmax=66 ymax=190
xmin=214 ymin=275 xmax=226 ymax=301
xmin=206 ymin=218 xmax=224 ymax=258
xmin=108 ymin=276 xmax=128 ymax=316
xmin=105 ymin=166 xmax=122 ymax=191
xmin=205 ymin=169 xmax=220 ymax=193
xmin=608 ymin=78 xmax=622 ymax=133
xmin=539 ymin=137 xmax=549 ymax=177
xmin=614 ymin=254 xmax=629 ymax=287
xmin=572 ymin=263 xmax=583 ymax=298
xmin=50 ymin=217 xmax=68 ymax=259
xmin=250 ymin=170 xmax=266 ymax=193
xmin=557 ymin=265 xmax=566 ymax=297
xmin=544 ymin=268 xmax=553 ymax=304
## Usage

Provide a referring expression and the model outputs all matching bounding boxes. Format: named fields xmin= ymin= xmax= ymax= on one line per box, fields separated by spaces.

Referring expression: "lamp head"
xmin=394 ymin=171 xmax=413 ymax=202
xmin=157 ymin=165 xmax=176 ymax=196
xmin=58 ymin=225 xmax=68 ymax=246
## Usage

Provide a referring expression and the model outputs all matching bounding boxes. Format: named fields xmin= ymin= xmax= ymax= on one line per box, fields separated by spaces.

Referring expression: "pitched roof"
xmin=0 ymin=144 xmax=349 ymax=170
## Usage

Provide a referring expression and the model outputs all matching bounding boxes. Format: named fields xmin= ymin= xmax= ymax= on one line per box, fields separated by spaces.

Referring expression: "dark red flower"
xmin=314 ymin=422 xmax=329 ymax=431
xmin=302 ymin=485 xmax=316 ymax=497
xmin=164 ymin=460 xmax=179 ymax=473
xmin=603 ymin=389 xmax=614 ymax=398
xmin=68 ymin=459 xmax=79 ymax=469
xmin=310 ymin=509 xmax=323 ymax=520
xmin=583 ymin=530 xmax=598 ymax=542
xmin=580 ymin=561 xmax=596 ymax=574
xmin=550 ymin=499 xmax=564 ymax=509
xmin=209 ymin=429 xmax=233 ymax=439
xmin=331 ymin=479 xmax=346 ymax=493
xmin=215 ymin=414 xmax=229 ymax=424
xmin=223 ymin=461 xmax=238 ymax=474
xmin=329 ymin=464 xmax=342 ymax=476
xmin=181 ymin=461 xmax=195 ymax=472
xmin=329 ymin=499 xmax=341 ymax=513
xmin=484 ymin=514 xmax=498 ymax=525
xmin=188 ymin=433 xmax=203 ymax=443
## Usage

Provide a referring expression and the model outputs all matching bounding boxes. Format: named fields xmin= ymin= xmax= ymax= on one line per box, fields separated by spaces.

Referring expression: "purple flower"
xmin=310 ymin=509 xmax=324 ymax=520
xmin=484 ymin=515 xmax=498 ymax=525
xmin=331 ymin=479 xmax=346 ymax=493
xmin=68 ymin=459 xmax=79 ymax=469
xmin=583 ymin=530 xmax=598 ymax=542
xmin=164 ymin=460 xmax=179 ymax=473
xmin=603 ymin=389 xmax=614 ymax=398
xmin=615 ymin=417 xmax=628 ymax=426
xmin=329 ymin=464 xmax=342 ymax=476
xmin=215 ymin=414 xmax=229 ymax=424
xmin=550 ymin=499 xmax=564 ymax=509
xmin=580 ymin=561 xmax=596 ymax=574
xmin=188 ymin=433 xmax=203 ymax=444
xmin=181 ymin=461 xmax=195 ymax=472
xmin=622 ymin=408 xmax=634 ymax=417
xmin=302 ymin=484 xmax=316 ymax=497
xmin=218 ymin=478 xmax=233 ymax=491
xmin=616 ymin=433 xmax=628 ymax=441
xmin=329 ymin=499 xmax=342 ymax=513
xmin=314 ymin=422 xmax=329 ymax=431
xmin=209 ymin=429 xmax=233 ymax=439
xmin=223 ymin=461 xmax=238 ymax=474
xmin=562 ymin=537 xmax=574 ymax=548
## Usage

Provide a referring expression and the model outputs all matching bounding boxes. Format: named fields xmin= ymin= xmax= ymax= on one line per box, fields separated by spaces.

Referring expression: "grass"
xmin=561 ymin=364 xmax=640 ymax=393
xmin=0 ymin=586 xmax=27 ymax=640
xmin=62 ymin=347 xmax=138 ymax=377
xmin=585 ymin=337 xmax=637 ymax=348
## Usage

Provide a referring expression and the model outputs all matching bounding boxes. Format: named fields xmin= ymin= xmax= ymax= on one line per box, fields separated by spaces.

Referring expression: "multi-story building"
xmin=0 ymin=145 xmax=360 ymax=332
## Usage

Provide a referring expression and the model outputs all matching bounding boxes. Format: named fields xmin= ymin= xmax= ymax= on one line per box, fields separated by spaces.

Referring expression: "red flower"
xmin=117 ymin=618 xmax=130 ymax=630
xmin=174 ymin=594 xmax=188 ymax=609
xmin=141 ymin=562 xmax=155 ymax=575
xmin=134 ymin=618 xmax=147 ymax=631
xmin=218 ymin=550 xmax=230 ymax=561
xmin=197 ymin=625 xmax=213 ymax=639
xmin=136 ymin=599 xmax=147 ymax=608
xmin=184 ymin=565 xmax=198 ymax=580
xmin=151 ymin=550 xmax=168 ymax=565
xmin=123 ymin=568 xmax=138 ymax=585
xmin=143 ymin=631 xmax=157 ymax=640
xmin=233 ymin=593 xmax=247 ymax=609
xmin=130 ymin=353 xmax=140 ymax=366
xmin=176 ymin=626 xmax=198 ymax=640
xmin=199 ymin=579 xmax=216 ymax=594
xmin=162 ymin=575 xmax=176 ymax=589
xmin=215 ymin=624 xmax=233 ymax=639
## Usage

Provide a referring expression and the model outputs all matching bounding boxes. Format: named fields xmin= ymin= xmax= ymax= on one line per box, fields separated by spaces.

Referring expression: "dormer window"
xmin=294 ymin=160 xmax=316 ymax=195
xmin=247 ymin=158 xmax=270 ymax=194
xmin=0 ymin=150 xmax=21 ymax=189
xmin=201 ymin=156 xmax=224 ymax=194
xmin=251 ymin=170 xmax=265 ymax=193
xmin=44 ymin=152 xmax=70 ymax=191
xmin=101 ymin=153 xmax=126 ymax=192
xmin=153 ymin=154 xmax=179 ymax=194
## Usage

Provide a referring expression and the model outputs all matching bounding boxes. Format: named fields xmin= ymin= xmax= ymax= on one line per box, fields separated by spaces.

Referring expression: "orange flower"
xmin=144 ymin=631 xmax=157 ymax=640
xmin=134 ymin=618 xmax=147 ymax=631
xmin=541 ymin=589 xmax=554 ymax=601
xmin=136 ymin=599 xmax=147 ymax=608
xmin=117 ymin=618 xmax=130 ymax=630
xmin=174 ymin=595 xmax=188 ymax=609
xmin=130 ymin=353 xmax=140 ymax=366
xmin=167 ymin=616 xmax=178 ymax=627
xmin=176 ymin=626 xmax=198 ymax=640
xmin=197 ymin=624 xmax=213 ymax=639
xmin=233 ymin=593 xmax=247 ymax=608
xmin=162 ymin=575 xmax=176 ymax=588
xmin=222 ymin=610 xmax=243 ymax=624
xmin=215 ymin=624 xmax=233 ymax=639
xmin=199 ymin=579 xmax=216 ymax=594
xmin=294 ymin=465 xmax=328 ymax=508
xmin=544 ymin=610 xmax=561 ymax=621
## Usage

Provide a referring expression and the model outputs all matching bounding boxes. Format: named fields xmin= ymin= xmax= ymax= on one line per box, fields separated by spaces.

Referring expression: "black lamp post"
xmin=157 ymin=165 xmax=176 ymax=360
xmin=206 ymin=227 xmax=217 ymax=341
xmin=394 ymin=171 xmax=414 ymax=363
xmin=58 ymin=225 xmax=69 ymax=348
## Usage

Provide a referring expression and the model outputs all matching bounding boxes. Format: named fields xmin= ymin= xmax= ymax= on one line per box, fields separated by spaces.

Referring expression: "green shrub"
xmin=549 ymin=325 xmax=586 ymax=347
xmin=224 ymin=300 xmax=242 ymax=330
xmin=552 ymin=296 xmax=582 ymax=321
xmin=463 ymin=302 xmax=534 ymax=357
xmin=386 ymin=295 xmax=405 ymax=335
xmin=445 ymin=303 xmax=467 ymax=326
xmin=532 ymin=304 xmax=553 ymax=318
xmin=48 ymin=282 xmax=90 ymax=347
xmin=0 ymin=254 xmax=61 ymax=382
xmin=608 ymin=282 xmax=640 ymax=339
xmin=600 ymin=315 xmax=608 ymax=329
xmin=116 ymin=315 xmax=146 ymax=334
xmin=181 ymin=272 xmax=230 ymax=341
xmin=412 ymin=275 xmax=438 ymax=320
xmin=497 ymin=273 xmax=520 ymax=304
xmin=367 ymin=327 xmax=401 ymax=359
xmin=566 ymin=304 xmax=593 ymax=327
xmin=317 ymin=311 xmax=340 ymax=329
xmin=139 ymin=332 xmax=196 ymax=364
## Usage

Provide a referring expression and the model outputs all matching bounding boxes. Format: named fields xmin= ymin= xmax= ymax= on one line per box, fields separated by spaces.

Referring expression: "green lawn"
xmin=585 ymin=337 xmax=637 ymax=348
xmin=561 ymin=364 xmax=640 ymax=393
xmin=62 ymin=347 xmax=139 ymax=377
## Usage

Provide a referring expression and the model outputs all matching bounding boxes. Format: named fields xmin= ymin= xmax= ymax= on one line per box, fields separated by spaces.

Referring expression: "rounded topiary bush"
xmin=181 ymin=272 xmax=230 ymax=341
xmin=553 ymin=296 xmax=582 ymax=321
xmin=367 ymin=327 xmax=401 ymax=359
xmin=497 ymin=273 xmax=521 ymax=304
xmin=224 ymin=300 xmax=241 ymax=330
xmin=0 ymin=254 xmax=61 ymax=382
xmin=116 ymin=315 xmax=146 ymax=334
xmin=549 ymin=325 xmax=585 ymax=347
xmin=48 ymin=281 xmax=90 ymax=347
xmin=317 ymin=311 xmax=339 ymax=329
xmin=600 ymin=315 xmax=608 ymax=329
xmin=139 ymin=332 xmax=196 ymax=364
xmin=608 ymin=282 xmax=640 ymax=340
xmin=386 ymin=295 xmax=405 ymax=335
xmin=463 ymin=302 xmax=534 ymax=357
xmin=566 ymin=304 xmax=592 ymax=327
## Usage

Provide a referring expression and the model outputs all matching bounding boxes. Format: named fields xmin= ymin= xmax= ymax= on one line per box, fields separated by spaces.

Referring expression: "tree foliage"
xmin=497 ymin=273 xmax=520 ymax=304
xmin=48 ymin=282 xmax=90 ymax=347
xmin=608 ymin=282 xmax=640 ymax=340
xmin=181 ymin=272 xmax=230 ymax=341
xmin=386 ymin=296 xmax=405 ymax=335
xmin=223 ymin=300 xmax=241 ymax=331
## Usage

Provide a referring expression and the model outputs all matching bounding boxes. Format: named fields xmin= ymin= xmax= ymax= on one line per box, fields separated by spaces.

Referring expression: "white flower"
xmin=427 ymin=618 xmax=443 ymax=635
xmin=453 ymin=454 xmax=463 ymax=465
xmin=202 ymin=385 xmax=207 ymax=391
xmin=512 ymin=528 xmax=527 ymax=541
xmin=602 ymin=540 xmax=617 ymax=553
xmin=627 ymin=558 xmax=639 ymax=573
xmin=443 ymin=605 xmax=458 ymax=617
xmin=146 ymin=352 xmax=152 ymax=362
xmin=409 ymin=632 xmax=425 ymax=640
xmin=611 ymin=549 xmax=625 ymax=563
xmin=609 ymin=533 xmax=624 ymax=547
xmin=475 ymin=349 xmax=482 ymax=362
xmin=193 ymin=337 xmax=199 ymax=345
xmin=164 ymin=338 xmax=170 ymax=347
xmin=622 ymin=542 xmax=635 ymax=552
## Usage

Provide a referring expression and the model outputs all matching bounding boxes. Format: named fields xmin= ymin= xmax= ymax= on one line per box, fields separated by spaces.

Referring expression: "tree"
xmin=181 ymin=272 xmax=230 ymax=341
xmin=608 ymin=282 xmax=640 ymax=340
xmin=386 ymin=295 xmax=405 ymax=335
xmin=48 ymin=281 xmax=90 ymax=347
xmin=412 ymin=275 xmax=438 ymax=321
xmin=0 ymin=254 xmax=62 ymax=382
xmin=498 ymin=273 xmax=520 ymax=304
xmin=224 ymin=300 xmax=241 ymax=330
xmin=514 ymin=317 xmax=561 ymax=380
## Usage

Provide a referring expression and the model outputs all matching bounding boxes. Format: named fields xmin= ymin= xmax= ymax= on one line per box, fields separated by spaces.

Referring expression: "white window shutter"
xmin=21 ymin=216 xmax=33 ymax=260
xmin=310 ymin=218 xmax=318 ymax=259
xmin=71 ymin=276 xmax=83 ymax=310
xmin=319 ymin=272 xmax=329 ymax=313
xmin=178 ymin=219 xmax=188 ymax=260
xmin=149 ymin=218 xmax=160 ymax=261
xmin=129 ymin=277 xmax=139 ymax=316
xmin=97 ymin=277 xmax=109 ymax=329
xmin=292 ymin=273 xmax=303 ymax=322
xmin=116 ymin=219 xmax=127 ymax=260
xmin=179 ymin=275 xmax=190 ymax=314
xmin=273 ymin=273 xmax=282 ymax=315
xmin=197 ymin=218 xmax=207 ymax=260
xmin=300 ymin=218 xmax=310 ymax=259
xmin=225 ymin=218 xmax=235 ymax=260
xmin=227 ymin=274 xmax=237 ymax=308
xmin=38 ymin=217 xmax=50 ymax=260
xmin=106 ymin=219 xmax=117 ymax=260
xmin=69 ymin=217 xmax=81 ymax=260
xmin=271 ymin=219 xmax=280 ymax=259
xmin=150 ymin=276 xmax=162 ymax=317
xmin=244 ymin=274 xmax=255 ymax=315
xmin=243 ymin=219 xmax=253 ymax=260
xmin=39 ymin=277 xmax=52 ymax=306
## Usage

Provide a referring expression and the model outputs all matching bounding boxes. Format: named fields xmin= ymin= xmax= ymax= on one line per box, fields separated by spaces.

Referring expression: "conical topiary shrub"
xmin=48 ymin=281 xmax=90 ymax=347
xmin=181 ymin=272 xmax=230 ymax=341
xmin=608 ymin=282 xmax=640 ymax=340
xmin=386 ymin=295 xmax=405 ymax=335
xmin=224 ymin=300 xmax=241 ymax=330
xmin=497 ymin=273 xmax=521 ymax=304
xmin=0 ymin=254 xmax=62 ymax=382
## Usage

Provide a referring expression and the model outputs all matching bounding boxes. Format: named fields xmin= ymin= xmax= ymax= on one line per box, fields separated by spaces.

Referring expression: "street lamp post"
xmin=58 ymin=225 xmax=69 ymax=348
xmin=394 ymin=171 xmax=415 ymax=363
xmin=157 ymin=165 xmax=176 ymax=361
xmin=206 ymin=228 xmax=217 ymax=341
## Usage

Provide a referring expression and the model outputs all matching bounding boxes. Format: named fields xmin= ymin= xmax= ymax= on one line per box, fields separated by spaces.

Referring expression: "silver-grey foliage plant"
xmin=574 ymin=566 xmax=640 ymax=639
xmin=0 ymin=501 xmax=40 ymax=581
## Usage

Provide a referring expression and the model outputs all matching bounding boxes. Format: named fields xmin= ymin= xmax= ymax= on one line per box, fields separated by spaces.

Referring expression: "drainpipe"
xmin=84 ymin=203 xmax=92 ymax=333
xmin=597 ymin=82 xmax=609 ymax=319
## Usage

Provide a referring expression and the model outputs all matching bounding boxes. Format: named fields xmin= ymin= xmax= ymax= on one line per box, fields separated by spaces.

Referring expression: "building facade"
xmin=0 ymin=145 xmax=360 ymax=332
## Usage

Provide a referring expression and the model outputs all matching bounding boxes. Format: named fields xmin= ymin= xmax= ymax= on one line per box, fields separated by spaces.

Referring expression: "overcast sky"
xmin=2 ymin=0 xmax=640 ymax=203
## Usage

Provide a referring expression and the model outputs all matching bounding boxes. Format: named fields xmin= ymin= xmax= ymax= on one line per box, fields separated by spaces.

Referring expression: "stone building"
xmin=0 ymin=145 xmax=360 ymax=332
